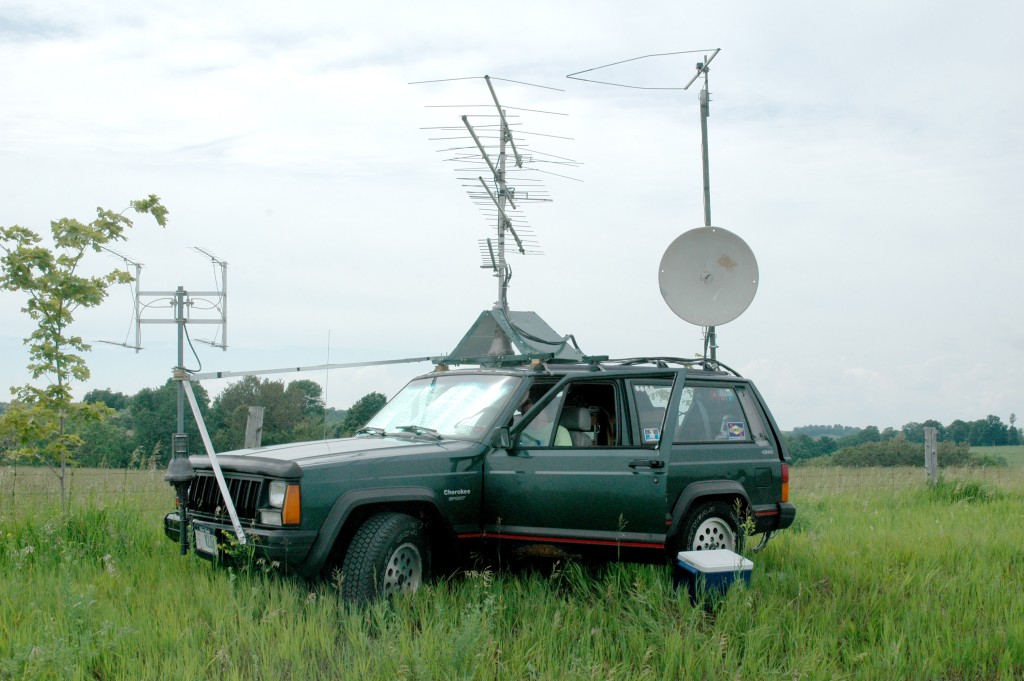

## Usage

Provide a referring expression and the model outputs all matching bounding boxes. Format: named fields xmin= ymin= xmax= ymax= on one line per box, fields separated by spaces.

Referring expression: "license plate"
xmin=194 ymin=524 xmax=218 ymax=556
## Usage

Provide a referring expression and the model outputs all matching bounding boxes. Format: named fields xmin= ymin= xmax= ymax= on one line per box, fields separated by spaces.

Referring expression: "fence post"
xmin=924 ymin=426 xmax=938 ymax=485
xmin=244 ymin=406 xmax=265 ymax=449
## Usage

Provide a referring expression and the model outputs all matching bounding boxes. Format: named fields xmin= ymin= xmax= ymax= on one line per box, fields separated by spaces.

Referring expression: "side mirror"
xmin=491 ymin=427 xmax=512 ymax=450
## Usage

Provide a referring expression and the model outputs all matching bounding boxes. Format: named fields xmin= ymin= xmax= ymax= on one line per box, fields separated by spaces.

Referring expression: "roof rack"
xmin=602 ymin=356 xmax=742 ymax=377
xmin=435 ymin=354 xmax=742 ymax=378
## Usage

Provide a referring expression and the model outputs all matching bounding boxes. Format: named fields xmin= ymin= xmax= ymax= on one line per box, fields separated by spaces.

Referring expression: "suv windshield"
xmin=365 ymin=374 xmax=522 ymax=440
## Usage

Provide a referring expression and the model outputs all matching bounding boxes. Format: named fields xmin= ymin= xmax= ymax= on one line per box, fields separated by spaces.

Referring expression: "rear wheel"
xmin=677 ymin=501 xmax=743 ymax=554
xmin=340 ymin=512 xmax=431 ymax=603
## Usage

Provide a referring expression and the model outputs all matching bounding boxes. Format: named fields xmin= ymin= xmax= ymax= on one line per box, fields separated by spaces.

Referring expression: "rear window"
xmin=674 ymin=385 xmax=751 ymax=443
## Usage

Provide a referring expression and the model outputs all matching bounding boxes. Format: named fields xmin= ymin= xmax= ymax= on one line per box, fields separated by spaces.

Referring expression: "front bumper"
xmin=163 ymin=513 xmax=318 ymax=571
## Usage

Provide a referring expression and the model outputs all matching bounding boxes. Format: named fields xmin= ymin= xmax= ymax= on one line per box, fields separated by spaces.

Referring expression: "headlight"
xmin=268 ymin=480 xmax=287 ymax=508
xmin=263 ymin=481 xmax=301 ymax=526
xmin=260 ymin=510 xmax=283 ymax=526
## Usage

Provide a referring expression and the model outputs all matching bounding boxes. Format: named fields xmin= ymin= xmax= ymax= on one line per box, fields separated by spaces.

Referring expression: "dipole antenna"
xmin=189 ymin=247 xmax=228 ymax=350
xmin=99 ymin=248 xmax=143 ymax=351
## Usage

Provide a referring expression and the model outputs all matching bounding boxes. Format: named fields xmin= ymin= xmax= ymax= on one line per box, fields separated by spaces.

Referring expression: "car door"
xmin=666 ymin=380 xmax=781 ymax=514
xmin=483 ymin=374 xmax=674 ymax=553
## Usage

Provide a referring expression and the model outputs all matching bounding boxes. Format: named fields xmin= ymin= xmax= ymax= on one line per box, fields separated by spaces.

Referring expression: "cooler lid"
xmin=676 ymin=549 xmax=753 ymax=573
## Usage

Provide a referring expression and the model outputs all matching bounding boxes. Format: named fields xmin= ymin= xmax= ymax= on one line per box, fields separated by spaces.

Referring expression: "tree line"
xmin=785 ymin=414 xmax=1021 ymax=463
xmin=0 ymin=377 xmax=388 ymax=469
xmin=3 ymin=384 xmax=1019 ymax=470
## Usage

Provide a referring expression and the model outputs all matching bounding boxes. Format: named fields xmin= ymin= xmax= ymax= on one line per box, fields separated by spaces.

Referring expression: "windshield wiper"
xmin=396 ymin=425 xmax=442 ymax=440
xmin=355 ymin=426 xmax=386 ymax=437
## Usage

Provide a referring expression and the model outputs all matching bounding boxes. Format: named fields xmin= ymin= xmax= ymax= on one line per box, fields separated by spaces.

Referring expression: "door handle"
xmin=628 ymin=459 xmax=664 ymax=469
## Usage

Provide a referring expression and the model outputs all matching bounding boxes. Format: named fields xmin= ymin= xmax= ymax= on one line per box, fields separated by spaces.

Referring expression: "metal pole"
xmin=174 ymin=286 xmax=187 ymax=556
xmin=175 ymin=286 xmax=185 ymax=434
xmin=699 ymin=90 xmax=711 ymax=227
xmin=698 ymin=65 xmax=717 ymax=361
xmin=496 ymin=109 xmax=510 ymax=312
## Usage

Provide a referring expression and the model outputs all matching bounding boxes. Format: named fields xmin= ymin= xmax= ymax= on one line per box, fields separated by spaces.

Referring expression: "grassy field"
xmin=1 ymin=469 xmax=1023 ymax=679
xmin=974 ymin=444 xmax=1024 ymax=467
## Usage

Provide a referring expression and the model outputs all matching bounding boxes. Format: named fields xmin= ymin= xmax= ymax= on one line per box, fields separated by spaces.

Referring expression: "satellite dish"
xmin=659 ymin=226 xmax=758 ymax=326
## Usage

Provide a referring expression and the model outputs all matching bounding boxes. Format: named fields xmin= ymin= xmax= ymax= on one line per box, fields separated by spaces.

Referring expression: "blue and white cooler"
xmin=674 ymin=549 xmax=753 ymax=603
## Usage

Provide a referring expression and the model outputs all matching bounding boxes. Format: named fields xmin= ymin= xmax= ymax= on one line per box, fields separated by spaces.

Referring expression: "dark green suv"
xmin=164 ymin=357 xmax=794 ymax=602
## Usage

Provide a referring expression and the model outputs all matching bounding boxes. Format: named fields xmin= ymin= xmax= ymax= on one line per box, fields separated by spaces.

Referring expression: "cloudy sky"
xmin=1 ymin=1 xmax=1021 ymax=430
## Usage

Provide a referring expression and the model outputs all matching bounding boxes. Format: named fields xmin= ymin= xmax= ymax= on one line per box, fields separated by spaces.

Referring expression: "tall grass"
xmin=2 ymin=473 xmax=1023 ymax=679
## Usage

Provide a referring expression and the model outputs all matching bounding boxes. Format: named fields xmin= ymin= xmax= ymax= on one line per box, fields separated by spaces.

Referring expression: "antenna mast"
xmin=462 ymin=75 xmax=526 ymax=312
xmin=568 ymin=48 xmax=728 ymax=360
xmin=693 ymin=53 xmax=718 ymax=358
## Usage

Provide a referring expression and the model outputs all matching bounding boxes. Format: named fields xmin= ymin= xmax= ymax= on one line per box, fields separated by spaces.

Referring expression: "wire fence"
xmin=3 ymin=459 xmax=1021 ymax=523
xmin=0 ymin=465 xmax=173 ymax=521
xmin=791 ymin=463 xmax=1024 ymax=500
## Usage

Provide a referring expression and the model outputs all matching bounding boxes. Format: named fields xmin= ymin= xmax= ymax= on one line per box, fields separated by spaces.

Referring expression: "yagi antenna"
xmin=568 ymin=48 xmax=754 ymax=361
xmin=412 ymin=75 xmax=580 ymax=313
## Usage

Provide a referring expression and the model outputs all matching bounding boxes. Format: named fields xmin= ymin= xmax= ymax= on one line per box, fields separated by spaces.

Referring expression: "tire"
xmin=340 ymin=512 xmax=431 ymax=603
xmin=676 ymin=501 xmax=744 ymax=554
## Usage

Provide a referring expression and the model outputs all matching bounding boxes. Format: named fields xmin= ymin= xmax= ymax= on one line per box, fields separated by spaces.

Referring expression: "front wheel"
xmin=675 ymin=501 xmax=744 ymax=555
xmin=341 ymin=512 xmax=431 ymax=603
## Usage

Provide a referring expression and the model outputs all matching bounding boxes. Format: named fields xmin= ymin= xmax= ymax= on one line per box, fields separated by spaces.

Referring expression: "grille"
xmin=188 ymin=473 xmax=264 ymax=522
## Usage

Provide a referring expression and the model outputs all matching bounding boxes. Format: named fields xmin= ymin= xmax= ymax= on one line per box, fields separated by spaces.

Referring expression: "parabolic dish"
xmin=659 ymin=226 xmax=759 ymax=327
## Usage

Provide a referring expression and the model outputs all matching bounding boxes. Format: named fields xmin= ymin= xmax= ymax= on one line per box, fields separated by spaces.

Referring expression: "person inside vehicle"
xmin=516 ymin=391 xmax=571 ymax=447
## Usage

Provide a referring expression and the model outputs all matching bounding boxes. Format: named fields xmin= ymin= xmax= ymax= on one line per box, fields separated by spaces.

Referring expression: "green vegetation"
xmin=974 ymin=444 xmax=1024 ymax=467
xmin=1 ymin=468 xmax=1023 ymax=679
xmin=0 ymin=197 xmax=167 ymax=504
xmin=206 ymin=376 xmax=328 ymax=451
xmin=335 ymin=391 xmax=387 ymax=437
xmin=793 ymin=439 xmax=1003 ymax=469
xmin=787 ymin=416 xmax=1022 ymax=466
xmin=1 ymin=380 xmax=369 ymax=469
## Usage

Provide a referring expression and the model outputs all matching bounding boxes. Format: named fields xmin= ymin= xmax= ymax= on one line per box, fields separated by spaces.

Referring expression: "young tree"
xmin=0 ymin=196 xmax=167 ymax=505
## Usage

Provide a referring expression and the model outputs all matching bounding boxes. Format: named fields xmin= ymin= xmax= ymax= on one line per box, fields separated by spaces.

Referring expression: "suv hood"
xmin=188 ymin=434 xmax=483 ymax=472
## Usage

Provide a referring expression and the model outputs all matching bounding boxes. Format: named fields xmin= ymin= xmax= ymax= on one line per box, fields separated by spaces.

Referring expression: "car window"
xmin=674 ymin=385 xmax=751 ymax=443
xmin=631 ymin=381 xmax=671 ymax=445
xmin=367 ymin=373 xmax=521 ymax=440
xmin=553 ymin=381 xmax=619 ymax=447
xmin=735 ymin=386 xmax=771 ymax=446
xmin=517 ymin=390 xmax=566 ymax=447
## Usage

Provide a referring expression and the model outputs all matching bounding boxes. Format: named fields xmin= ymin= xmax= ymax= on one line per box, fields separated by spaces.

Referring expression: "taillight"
xmin=781 ymin=463 xmax=790 ymax=503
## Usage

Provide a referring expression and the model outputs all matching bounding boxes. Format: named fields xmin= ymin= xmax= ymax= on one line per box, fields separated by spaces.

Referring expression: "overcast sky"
xmin=1 ymin=1 xmax=1021 ymax=430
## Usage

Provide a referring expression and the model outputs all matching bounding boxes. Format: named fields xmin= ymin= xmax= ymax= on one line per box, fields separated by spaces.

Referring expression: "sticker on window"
xmin=643 ymin=427 xmax=661 ymax=443
xmin=726 ymin=422 xmax=747 ymax=440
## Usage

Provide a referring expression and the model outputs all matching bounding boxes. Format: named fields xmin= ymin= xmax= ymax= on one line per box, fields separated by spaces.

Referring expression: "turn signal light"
xmin=282 ymin=484 xmax=301 ymax=525
xmin=781 ymin=463 xmax=790 ymax=503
